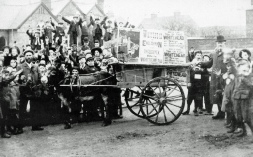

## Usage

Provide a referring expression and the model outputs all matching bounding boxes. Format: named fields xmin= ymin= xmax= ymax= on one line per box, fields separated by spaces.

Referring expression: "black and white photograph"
xmin=0 ymin=0 xmax=253 ymax=156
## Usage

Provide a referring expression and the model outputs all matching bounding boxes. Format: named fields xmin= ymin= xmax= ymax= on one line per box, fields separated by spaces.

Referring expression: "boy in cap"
xmin=89 ymin=15 xmax=107 ymax=45
xmin=51 ymin=20 xmax=65 ymax=47
xmin=83 ymin=54 xmax=100 ymax=74
xmin=61 ymin=14 xmax=81 ymax=45
xmin=231 ymin=59 xmax=253 ymax=137
xmin=79 ymin=17 xmax=90 ymax=46
xmin=43 ymin=19 xmax=54 ymax=48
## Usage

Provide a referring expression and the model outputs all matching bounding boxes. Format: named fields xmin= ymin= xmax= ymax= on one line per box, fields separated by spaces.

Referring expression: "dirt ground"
xmin=1 ymin=105 xmax=253 ymax=157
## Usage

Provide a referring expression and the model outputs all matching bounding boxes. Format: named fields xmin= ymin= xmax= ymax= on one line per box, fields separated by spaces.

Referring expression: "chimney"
xmin=151 ymin=13 xmax=157 ymax=19
xmin=41 ymin=0 xmax=51 ymax=10
xmin=97 ymin=0 xmax=104 ymax=12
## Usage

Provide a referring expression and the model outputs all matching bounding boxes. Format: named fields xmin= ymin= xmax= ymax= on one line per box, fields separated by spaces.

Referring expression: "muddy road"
xmin=1 ymin=106 xmax=253 ymax=157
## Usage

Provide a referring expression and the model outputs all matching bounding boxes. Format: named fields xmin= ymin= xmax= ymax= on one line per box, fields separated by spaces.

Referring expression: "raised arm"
xmin=62 ymin=16 xmax=71 ymax=24
xmin=88 ymin=16 xmax=95 ymax=27
xmin=100 ymin=16 xmax=108 ymax=25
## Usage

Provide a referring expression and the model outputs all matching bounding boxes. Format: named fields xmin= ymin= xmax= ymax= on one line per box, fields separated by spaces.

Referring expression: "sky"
xmin=104 ymin=0 xmax=252 ymax=27
xmin=1 ymin=0 xmax=252 ymax=27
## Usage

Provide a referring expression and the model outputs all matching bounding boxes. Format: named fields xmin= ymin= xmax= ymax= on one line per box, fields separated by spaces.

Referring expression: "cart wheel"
xmin=140 ymin=77 xmax=185 ymax=125
xmin=125 ymin=86 xmax=146 ymax=118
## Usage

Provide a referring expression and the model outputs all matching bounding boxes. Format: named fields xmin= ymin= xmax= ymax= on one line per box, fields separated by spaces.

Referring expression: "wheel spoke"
xmin=158 ymin=81 xmax=161 ymax=94
xmin=166 ymin=102 xmax=182 ymax=109
xmin=165 ymin=86 xmax=177 ymax=97
xmin=146 ymin=99 xmax=149 ymax=114
xmin=137 ymin=108 xmax=142 ymax=115
xmin=166 ymin=95 xmax=182 ymax=100
xmin=147 ymin=104 xmax=159 ymax=115
xmin=164 ymin=104 xmax=176 ymax=117
xmin=126 ymin=97 xmax=140 ymax=101
xmin=129 ymin=102 xmax=141 ymax=109
xmin=163 ymin=106 xmax=167 ymax=123
xmin=142 ymin=94 xmax=156 ymax=100
xmin=155 ymin=111 xmax=159 ymax=122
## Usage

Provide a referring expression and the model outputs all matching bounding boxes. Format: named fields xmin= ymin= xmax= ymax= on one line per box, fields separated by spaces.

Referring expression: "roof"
xmin=51 ymin=0 xmax=104 ymax=16
xmin=51 ymin=0 xmax=70 ymax=15
xmin=0 ymin=2 xmax=58 ymax=30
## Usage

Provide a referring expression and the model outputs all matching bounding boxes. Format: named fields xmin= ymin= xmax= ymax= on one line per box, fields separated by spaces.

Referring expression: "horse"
xmin=48 ymin=69 xmax=118 ymax=128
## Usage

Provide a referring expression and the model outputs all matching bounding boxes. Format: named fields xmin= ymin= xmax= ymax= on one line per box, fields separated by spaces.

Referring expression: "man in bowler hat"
xmin=197 ymin=35 xmax=228 ymax=119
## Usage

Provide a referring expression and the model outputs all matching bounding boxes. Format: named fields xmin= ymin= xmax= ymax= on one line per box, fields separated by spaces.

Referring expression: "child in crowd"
xmin=0 ymin=68 xmax=23 ymax=138
xmin=183 ymin=51 xmax=207 ymax=116
xmin=231 ymin=58 xmax=253 ymax=137
xmin=221 ymin=57 xmax=236 ymax=133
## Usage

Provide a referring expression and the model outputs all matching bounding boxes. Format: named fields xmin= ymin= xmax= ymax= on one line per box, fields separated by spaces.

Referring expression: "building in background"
xmin=139 ymin=12 xmax=198 ymax=37
xmin=0 ymin=1 xmax=58 ymax=50
xmin=0 ymin=0 xmax=105 ymax=50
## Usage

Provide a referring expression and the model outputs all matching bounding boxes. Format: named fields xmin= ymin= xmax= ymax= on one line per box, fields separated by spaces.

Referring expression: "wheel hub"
xmin=158 ymin=97 xmax=167 ymax=104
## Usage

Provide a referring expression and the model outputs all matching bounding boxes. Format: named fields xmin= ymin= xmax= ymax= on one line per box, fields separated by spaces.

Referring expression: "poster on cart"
xmin=163 ymin=31 xmax=186 ymax=65
xmin=117 ymin=28 xmax=141 ymax=63
xmin=138 ymin=29 xmax=164 ymax=64
xmin=117 ymin=29 xmax=186 ymax=65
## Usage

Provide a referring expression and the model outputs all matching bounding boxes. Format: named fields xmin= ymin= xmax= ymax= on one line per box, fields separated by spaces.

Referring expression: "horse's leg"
xmin=58 ymin=93 xmax=72 ymax=129
xmin=101 ymin=92 xmax=112 ymax=127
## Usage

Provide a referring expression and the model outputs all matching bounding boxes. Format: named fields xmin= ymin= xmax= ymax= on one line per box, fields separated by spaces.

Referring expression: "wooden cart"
xmin=112 ymin=62 xmax=189 ymax=125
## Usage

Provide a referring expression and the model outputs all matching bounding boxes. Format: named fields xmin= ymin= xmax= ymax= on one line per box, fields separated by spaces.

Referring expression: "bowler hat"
xmin=91 ymin=47 xmax=103 ymax=56
xmin=23 ymin=50 xmax=34 ymax=55
xmin=216 ymin=35 xmax=226 ymax=42
xmin=86 ymin=56 xmax=94 ymax=62
xmin=78 ymin=55 xmax=86 ymax=60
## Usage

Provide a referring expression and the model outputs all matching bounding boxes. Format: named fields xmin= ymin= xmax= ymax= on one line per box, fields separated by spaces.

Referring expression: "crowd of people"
xmin=183 ymin=35 xmax=253 ymax=137
xmin=1 ymin=13 xmax=252 ymax=140
xmin=0 ymin=14 xmax=127 ymax=138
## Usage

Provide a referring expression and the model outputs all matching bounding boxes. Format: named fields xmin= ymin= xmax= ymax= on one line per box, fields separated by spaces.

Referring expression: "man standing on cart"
xmin=197 ymin=35 xmax=227 ymax=119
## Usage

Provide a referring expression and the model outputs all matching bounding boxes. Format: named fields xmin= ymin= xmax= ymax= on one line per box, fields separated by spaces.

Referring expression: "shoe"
xmin=234 ymin=128 xmax=245 ymax=137
xmin=1 ymin=133 xmax=11 ymax=138
xmin=212 ymin=112 xmax=225 ymax=119
xmin=102 ymin=120 xmax=112 ymax=127
xmin=32 ymin=126 xmax=44 ymax=131
xmin=64 ymin=122 xmax=71 ymax=129
xmin=227 ymin=126 xmax=236 ymax=133
xmin=225 ymin=123 xmax=232 ymax=128
xmin=204 ymin=112 xmax=213 ymax=115
xmin=182 ymin=111 xmax=190 ymax=115
xmin=15 ymin=128 xmax=24 ymax=135
xmin=194 ymin=112 xmax=199 ymax=116
xmin=112 ymin=115 xmax=123 ymax=119
xmin=199 ymin=109 xmax=203 ymax=114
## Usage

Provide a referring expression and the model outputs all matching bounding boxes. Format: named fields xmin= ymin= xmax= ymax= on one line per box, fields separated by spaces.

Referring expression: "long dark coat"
xmin=0 ymin=74 xmax=16 ymax=119
xmin=200 ymin=50 xmax=227 ymax=104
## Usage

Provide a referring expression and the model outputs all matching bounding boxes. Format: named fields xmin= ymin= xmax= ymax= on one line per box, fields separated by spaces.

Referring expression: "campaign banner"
xmin=117 ymin=29 xmax=141 ymax=63
xmin=163 ymin=31 xmax=186 ymax=65
xmin=139 ymin=29 xmax=164 ymax=64
xmin=116 ymin=29 xmax=186 ymax=65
